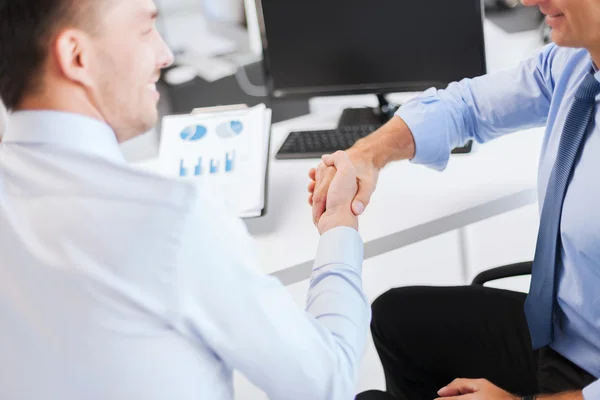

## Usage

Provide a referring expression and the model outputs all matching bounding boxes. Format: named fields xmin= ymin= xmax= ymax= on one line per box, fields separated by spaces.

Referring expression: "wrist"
xmin=318 ymin=210 xmax=358 ymax=234
xmin=352 ymin=116 xmax=415 ymax=169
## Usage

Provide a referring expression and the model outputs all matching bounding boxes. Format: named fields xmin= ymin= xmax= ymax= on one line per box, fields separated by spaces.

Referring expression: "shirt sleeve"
xmin=176 ymin=191 xmax=370 ymax=400
xmin=397 ymin=43 xmax=559 ymax=171
xmin=583 ymin=380 xmax=600 ymax=400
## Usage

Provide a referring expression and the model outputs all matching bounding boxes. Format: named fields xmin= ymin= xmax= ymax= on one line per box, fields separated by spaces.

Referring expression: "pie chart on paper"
xmin=180 ymin=125 xmax=207 ymax=141
xmin=216 ymin=120 xmax=244 ymax=139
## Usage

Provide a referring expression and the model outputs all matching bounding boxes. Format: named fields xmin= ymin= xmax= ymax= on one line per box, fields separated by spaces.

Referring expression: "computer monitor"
xmin=255 ymin=0 xmax=487 ymax=158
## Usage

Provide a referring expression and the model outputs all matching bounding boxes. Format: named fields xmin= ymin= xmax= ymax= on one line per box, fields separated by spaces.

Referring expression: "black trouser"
xmin=356 ymin=286 xmax=596 ymax=400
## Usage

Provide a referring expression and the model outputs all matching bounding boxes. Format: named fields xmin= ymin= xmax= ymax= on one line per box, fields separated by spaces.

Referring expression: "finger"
xmin=314 ymin=162 xmax=327 ymax=184
xmin=308 ymin=181 xmax=316 ymax=194
xmin=352 ymin=181 xmax=375 ymax=215
xmin=309 ymin=168 xmax=317 ymax=181
xmin=322 ymin=151 xmax=353 ymax=171
xmin=434 ymin=395 xmax=477 ymax=400
xmin=312 ymin=167 xmax=335 ymax=223
xmin=438 ymin=379 xmax=479 ymax=397
xmin=437 ymin=386 xmax=463 ymax=397
xmin=312 ymin=167 xmax=335 ymax=224
xmin=308 ymin=194 xmax=313 ymax=206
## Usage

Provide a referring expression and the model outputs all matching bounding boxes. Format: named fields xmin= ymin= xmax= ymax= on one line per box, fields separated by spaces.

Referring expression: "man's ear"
xmin=52 ymin=29 xmax=94 ymax=88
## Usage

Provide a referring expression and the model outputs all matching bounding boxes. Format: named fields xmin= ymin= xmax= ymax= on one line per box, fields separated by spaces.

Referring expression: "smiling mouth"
xmin=547 ymin=13 xmax=564 ymax=18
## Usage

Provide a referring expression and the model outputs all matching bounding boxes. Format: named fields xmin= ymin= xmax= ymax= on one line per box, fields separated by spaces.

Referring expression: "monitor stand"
xmin=336 ymin=94 xmax=399 ymax=129
xmin=336 ymin=93 xmax=472 ymax=155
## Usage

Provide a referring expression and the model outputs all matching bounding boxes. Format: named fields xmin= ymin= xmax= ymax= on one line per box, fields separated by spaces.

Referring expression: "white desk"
xmin=248 ymin=116 xmax=543 ymax=285
xmin=128 ymin=20 xmax=546 ymax=286
xmin=246 ymin=20 xmax=545 ymax=285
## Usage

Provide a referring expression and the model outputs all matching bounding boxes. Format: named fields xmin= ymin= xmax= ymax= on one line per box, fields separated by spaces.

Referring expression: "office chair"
xmin=471 ymin=261 xmax=533 ymax=286
xmin=356 ymin=263 xmax=534 ymax=400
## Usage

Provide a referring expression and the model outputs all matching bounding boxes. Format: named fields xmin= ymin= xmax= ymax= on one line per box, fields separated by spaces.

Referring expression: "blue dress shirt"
xmin=397 ymin=43 xmax=600 ymax=399
xmin=0 ymin=111 xmax=370 ymax=399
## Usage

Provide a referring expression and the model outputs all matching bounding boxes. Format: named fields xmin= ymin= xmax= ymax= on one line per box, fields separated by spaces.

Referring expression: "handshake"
xmin=307 ymin=116 xmax=416 ymax=234
xmin=308 ymin=147 xmax=381 ymax=235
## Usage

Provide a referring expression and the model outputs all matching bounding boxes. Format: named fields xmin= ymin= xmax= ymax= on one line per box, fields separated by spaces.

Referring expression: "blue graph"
xmin=216 ymin=120 xmax=244 ymax=139
xmin=210 ymin=159 xmax=220 ymax=174
xmin=180 ymin=154 xmax=234 ymax=177
xmin=225 ymin=151 xmax=235 ymax=172
xmin=180 ymin=124 xmax=207 ymax=141
xmin=194 ymin=157 xmax=203 ymax=176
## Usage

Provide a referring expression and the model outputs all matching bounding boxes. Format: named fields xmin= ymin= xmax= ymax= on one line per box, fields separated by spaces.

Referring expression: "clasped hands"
xmin=308 ymin=148 xmax=380 ymax=235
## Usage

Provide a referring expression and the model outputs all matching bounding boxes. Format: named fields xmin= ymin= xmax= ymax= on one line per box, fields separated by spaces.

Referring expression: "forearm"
xmin=353 ymin=45 xmax=556 ymax=172
xmin=351 ymin=116 xmax=416 ymax=169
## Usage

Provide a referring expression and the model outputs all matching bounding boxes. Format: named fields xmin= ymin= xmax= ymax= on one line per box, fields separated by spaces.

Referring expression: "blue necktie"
xmin=524 ymin=72 xmax=600 ymax=350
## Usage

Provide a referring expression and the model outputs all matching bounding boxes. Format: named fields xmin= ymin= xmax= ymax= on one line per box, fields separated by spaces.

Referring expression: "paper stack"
xmin=158 ymin=104 xmax=272 ymax=218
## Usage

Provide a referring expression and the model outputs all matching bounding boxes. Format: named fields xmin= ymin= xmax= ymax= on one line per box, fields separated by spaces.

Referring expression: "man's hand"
xmin=313 ymin=151 xmax=359 ymax=234
xmin=309 ymin=146 xmax=380 ymax=224
xmin=308 ymin=116 xmax=415 ymax=224
xmin=436 ymin=379 xmax=519 ymax=400
xmin=436 ymin=379 xmax=583 ymax=400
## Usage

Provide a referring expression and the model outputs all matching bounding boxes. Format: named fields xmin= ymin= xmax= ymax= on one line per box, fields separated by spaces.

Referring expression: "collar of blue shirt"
xmin=2 ymin=110 xmax=125 ymax=164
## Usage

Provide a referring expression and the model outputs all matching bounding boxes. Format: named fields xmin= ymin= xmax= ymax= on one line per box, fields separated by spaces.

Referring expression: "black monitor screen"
xmin=258 ymin=0 xmax=486 ymax=97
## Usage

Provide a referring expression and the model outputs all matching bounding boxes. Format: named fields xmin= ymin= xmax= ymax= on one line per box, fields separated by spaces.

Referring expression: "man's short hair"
xmin=0 ymin=0 xmax=101 ymax=110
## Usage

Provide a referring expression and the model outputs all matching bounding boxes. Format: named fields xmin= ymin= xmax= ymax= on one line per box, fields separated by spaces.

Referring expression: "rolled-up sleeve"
xmin=397 ymin=43 xmax=558 ymax=171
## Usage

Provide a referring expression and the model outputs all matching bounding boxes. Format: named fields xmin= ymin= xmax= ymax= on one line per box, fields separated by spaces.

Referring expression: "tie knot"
xmin=575 ymin=73 xmax=600 ymax=102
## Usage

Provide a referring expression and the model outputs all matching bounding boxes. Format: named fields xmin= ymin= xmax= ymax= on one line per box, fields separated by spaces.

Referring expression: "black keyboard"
xmin=275 ymin=124 xmax=474 ymax=160
xmin=276 ymin=125 xmax=381 ymax=160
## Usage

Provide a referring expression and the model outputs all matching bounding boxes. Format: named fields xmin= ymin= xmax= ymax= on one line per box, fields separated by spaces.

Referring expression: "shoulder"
xmin=176 ymin=181 xmax=257 ymax=268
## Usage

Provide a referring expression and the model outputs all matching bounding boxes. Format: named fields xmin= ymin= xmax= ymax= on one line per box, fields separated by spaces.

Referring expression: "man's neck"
xmin=16 ymin=88 xmax=105 ymax=125
xmin=588 ymin=46 xmax=600 ymax=72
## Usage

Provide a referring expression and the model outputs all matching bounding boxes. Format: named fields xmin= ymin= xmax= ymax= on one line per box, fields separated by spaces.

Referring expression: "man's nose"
xmin=521 ymin=0 xmax=543 ymax=7
xmin=158 ymin=36 xmax=175 ymax=69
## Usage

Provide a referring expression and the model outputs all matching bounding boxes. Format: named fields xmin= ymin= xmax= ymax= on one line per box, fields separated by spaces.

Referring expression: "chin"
xmin=551 ymin=32 xmax=577 ymax=48
xmin=141 ymin=110 xmax=159 ymax=131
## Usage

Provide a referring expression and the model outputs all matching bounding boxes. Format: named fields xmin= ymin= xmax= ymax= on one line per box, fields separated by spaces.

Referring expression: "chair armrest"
xmin=471 ymin=261 xmax=533 ymax=286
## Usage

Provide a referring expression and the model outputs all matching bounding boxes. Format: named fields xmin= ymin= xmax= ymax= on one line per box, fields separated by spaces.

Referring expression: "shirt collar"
xmin=2 ymin=110 xmax=125 ymax=164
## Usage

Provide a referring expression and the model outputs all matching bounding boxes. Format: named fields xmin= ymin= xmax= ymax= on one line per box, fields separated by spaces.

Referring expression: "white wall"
xmin=465 ymin=204 xmax=539 ymax=293
xmin=156 ymin=0 xmax=244 ymax=22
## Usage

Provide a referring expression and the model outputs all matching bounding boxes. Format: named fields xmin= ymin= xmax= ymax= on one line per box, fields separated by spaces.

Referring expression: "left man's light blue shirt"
xmin=397 ymin=43 xmax=600 ymax=399
xmin=0 ymin=111 xmax=370 ymax=399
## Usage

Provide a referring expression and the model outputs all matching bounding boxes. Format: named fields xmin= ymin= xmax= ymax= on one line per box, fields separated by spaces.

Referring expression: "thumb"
xmin=438 ymin=379 xmax=480 ymax=397
xmin=352 ymin=182 xmax=374 ymax=216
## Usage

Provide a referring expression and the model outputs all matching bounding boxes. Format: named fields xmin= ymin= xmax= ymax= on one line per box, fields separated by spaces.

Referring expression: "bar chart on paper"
xmin=159 ymin=104 xmax=272 ymax=217
xmin=179 ymin=152 xmax=236 ymax=177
